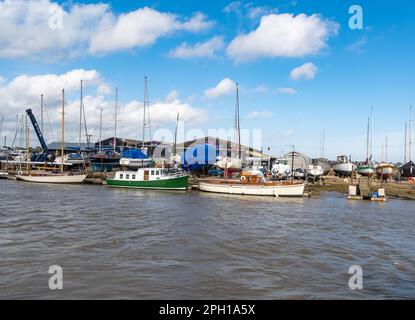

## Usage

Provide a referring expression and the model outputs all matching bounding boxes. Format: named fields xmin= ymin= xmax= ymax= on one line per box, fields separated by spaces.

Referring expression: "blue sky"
xmin=0 ymin=0 xmax=414 ymax=162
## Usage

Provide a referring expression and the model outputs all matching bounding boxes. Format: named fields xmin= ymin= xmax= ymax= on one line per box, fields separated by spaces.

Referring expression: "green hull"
xmin=106 ymin=175 xmax=189 ymax=190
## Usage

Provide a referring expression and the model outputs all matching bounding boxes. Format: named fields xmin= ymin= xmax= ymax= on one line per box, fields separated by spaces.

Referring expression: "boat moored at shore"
xmin=107 ymin=168 xmax=189 ymax=190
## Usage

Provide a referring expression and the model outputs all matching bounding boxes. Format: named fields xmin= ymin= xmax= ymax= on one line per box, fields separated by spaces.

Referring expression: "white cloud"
xmin=347 ymin=36 xmax=367 ymax=54
xmin=204 ymin=78 xmax=236 ymax=100
xmin=246 ymin=111 xmax=273 ymax=119
xmin=0 ymin=69 xmax=206 ymax=144
xmin=166 ymin=90 xmax=179 ymax=103
xmin=289 ymin=62 xmax=317 ymax=80
xmin=253 ymin=85 xmax=268 ymax=93
xmin=226 ymin=13 xmax=339 ymax=62
xmin=169 ymin=36 xmax=224 ymax=59
xmin=0 ymin=1 xmax=214 ymax=59
xmin=277 ymin=87 xmax=297 ymax=94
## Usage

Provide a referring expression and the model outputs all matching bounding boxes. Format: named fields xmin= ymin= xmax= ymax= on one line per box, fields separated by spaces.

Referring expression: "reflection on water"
xmin=0 ymin=179 xmax=414 ymax=299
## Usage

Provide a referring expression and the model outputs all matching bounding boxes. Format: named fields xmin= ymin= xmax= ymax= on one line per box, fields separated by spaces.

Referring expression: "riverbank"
xmin=308 ymin=176 xmax=415 ymax=200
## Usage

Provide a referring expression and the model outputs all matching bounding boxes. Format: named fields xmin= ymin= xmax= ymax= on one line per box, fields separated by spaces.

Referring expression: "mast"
xmin=0 ymin=114 xmax=3 ymax=146
xmin=61 ymin=89 xmax=65 ymax=174
xmin=173 ymin=112 xmax=179 ymax=156
xmin=114 ymin=87 xmax=118 ymax=153
xmin=404 ymin=122 xmax=407 ymax=164
xmin=41 ymin=94 xmax=44 ymax=136
xmin=142 ymin=76 xmax=151 ymax=149
xmin=235 ymin=83 xmax=241 ymax=159
xmin=410 ymin=105 xmax=413 ymax=162
xmin=79 ymin=80 xmax=83 ymax=152
xmin=370 ymin=106 xmax=374 ymax=160
xmin=366 ymin=117 xmax=370 ymax=161
xmin=385 ymin=136 xmax=388 ymax=163
xmin=99 ymin=107 xmax=103 ymax=155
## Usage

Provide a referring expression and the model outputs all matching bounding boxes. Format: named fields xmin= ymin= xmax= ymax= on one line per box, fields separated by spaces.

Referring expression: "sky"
xmin=0 ymin=0 xmax=414 ymax=162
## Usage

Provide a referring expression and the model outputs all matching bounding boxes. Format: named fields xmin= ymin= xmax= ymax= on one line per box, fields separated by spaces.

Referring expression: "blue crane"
xmin=26 ymin=108 xmax=49 ymax=161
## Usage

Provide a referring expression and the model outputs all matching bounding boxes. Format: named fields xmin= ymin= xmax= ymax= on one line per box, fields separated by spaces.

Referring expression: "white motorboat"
xmin=333 ymin=155 xmax=355 ymax=177
xmin=271 ymin=158 xmax=291 ymax=179
xmin=307 ymin=164 xmax=324 ymax=179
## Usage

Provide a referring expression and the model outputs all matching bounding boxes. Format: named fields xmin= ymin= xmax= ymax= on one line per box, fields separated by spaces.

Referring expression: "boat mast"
xmin=142 ymin=76 xmax=151 ymax=149
xmin=235 ymin=83 xmax=241 ymax=159
xmin=61 ymin=89 xmax=65 ymax=174
xmin=114 ymin=87 xmax=118 ymax=153
xmin=79 ymin=80 xmax=83 ymax=153
xmin=370 ymin=106 xmax=374 ymax=160
xmin=410 ymin=105 xmax=413 ymax=162
xmin=173 ymin=112 xmax=179 ymax=156
xmin=404 ymin=122 xmax=407 ymax=164
xmin=99 ymin=107 xmax=103 ymax=155
xmin=385 ymin=136 xmax=388 ymax=163
xmin=41 ymin=94 xmax=44 ymax=135
xmin=366 ymin=117 xmax=370 ymax=161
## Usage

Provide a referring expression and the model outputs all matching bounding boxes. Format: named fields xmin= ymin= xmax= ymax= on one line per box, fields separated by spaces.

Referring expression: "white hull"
xmin=333 ymin=162 xmax=355 ymax=176
xmin=216 ymin=157 xmax=242 ymax=170
xmin=308 ymin=165 xmax=324 ymax=178
xmin=16 ymin=174 xmax=87 ymax=184
xmin=119 ymin=158 xmax=152 ymax=168
xmin=199 ymin=181 xmax=305 ymax=197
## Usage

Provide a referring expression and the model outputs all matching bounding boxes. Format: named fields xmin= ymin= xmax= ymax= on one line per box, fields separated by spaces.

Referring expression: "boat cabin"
xmin=240 ymin=172 xmax=265 ymax=184
xmin=115 ymin=168 xmax=166 ymax=181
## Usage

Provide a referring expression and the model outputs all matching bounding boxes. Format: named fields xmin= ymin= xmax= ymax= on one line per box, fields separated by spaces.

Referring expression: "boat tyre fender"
xmin=240 ymin=176 xmax=246 ymax=182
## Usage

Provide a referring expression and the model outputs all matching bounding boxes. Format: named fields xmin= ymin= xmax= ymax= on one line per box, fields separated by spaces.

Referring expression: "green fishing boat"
xmin=106 ymin=168 xmax=189 ymax=190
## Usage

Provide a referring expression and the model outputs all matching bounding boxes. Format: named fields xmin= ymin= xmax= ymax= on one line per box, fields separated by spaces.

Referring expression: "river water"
xmin=0 ymin=179 xmax=414 ymax=299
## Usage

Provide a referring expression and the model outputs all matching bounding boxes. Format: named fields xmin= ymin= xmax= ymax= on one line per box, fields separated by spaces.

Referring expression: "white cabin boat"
xmin=199 ymin=171 xmax=305 ymax=197
xmin=333 ymin=155 xmax=355 ymax=177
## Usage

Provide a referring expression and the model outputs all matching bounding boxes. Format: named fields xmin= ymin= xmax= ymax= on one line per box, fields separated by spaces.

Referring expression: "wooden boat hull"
xmin=376 ymin=164 xmax=394 ymax=179
xmin=16 ymin=174 xmax=87 ymax=183
xmin=107 ymin=175 xmax=189 ymax=190
xmin=199 ymin=180 xmax=305 ymax=197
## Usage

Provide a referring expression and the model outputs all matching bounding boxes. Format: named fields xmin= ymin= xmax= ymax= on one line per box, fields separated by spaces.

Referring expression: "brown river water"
xmin=0 ymin=179 xmax=414 ymax=299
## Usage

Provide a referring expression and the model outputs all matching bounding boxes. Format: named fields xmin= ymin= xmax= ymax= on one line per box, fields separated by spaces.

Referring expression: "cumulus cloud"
xmin=0 ymin=1 xmax=214 ymax=59
xmin=289 ymin=62 xmax=317 ymax=80
xmin=246 ymin=111 xmax=273 ymax=119
xmin=204 ymin=78 xmax=236 ymax=100
xmin=169 ymin=36 xmax=224 ymax=59
xmin=277 ymin=87 xmax=297 ymax=94
xmin=89 ymin=9 xmax=213 ymax=54
xmin=0 ymin=69 xmax=206 ymax=145
xmin=226 ymin=13 xmax=339 ymax=62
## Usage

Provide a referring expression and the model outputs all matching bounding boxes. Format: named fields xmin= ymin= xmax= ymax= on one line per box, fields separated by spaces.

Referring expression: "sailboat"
xmin=357 ymin=111 xmax=375 ymax=176
xmin=400 ymin=105 xmax=414 ymax=178
xmin=375 ymin=136 xmax=394 ymax=179
xmin=17 ymin=89 xmax=87 ymax=184
xmin=215 ymin=84 xmax=242 ymax=174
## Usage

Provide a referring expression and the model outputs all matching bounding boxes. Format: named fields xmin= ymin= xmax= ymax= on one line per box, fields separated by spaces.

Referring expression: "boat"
xmin=307 ymin=163 xmax=324 ymax=179
xmin=216 ymin=156 xmax=242 ymax=171
xmin=376 ymin=163 xmax=394 ymax=179
xmin=357 ymin=113 xmax=375 ymax=176
xmin=271 ymin=158 xmax=291 ymax=179
xmin=357 ymin=162 xmax=375 ymax=176
xmin=333 ymin=155 xmax=355 ymax=177
xmin=17 ymin=89 xmax=87 ymax=184
xmin=107 ymin=167 xmax=189 ymax=190
xmin=0 ymin=171 xmax=8 ymax=178
xmin=17 ymin=172 xmax=87 ymax=183
xmin=119 ymin=148 xmax=152 ymax=169
xmin=313 ymin=158 xmax=331 ymax=175
xmin=198 ymin=170 xmax=305 ymax=197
